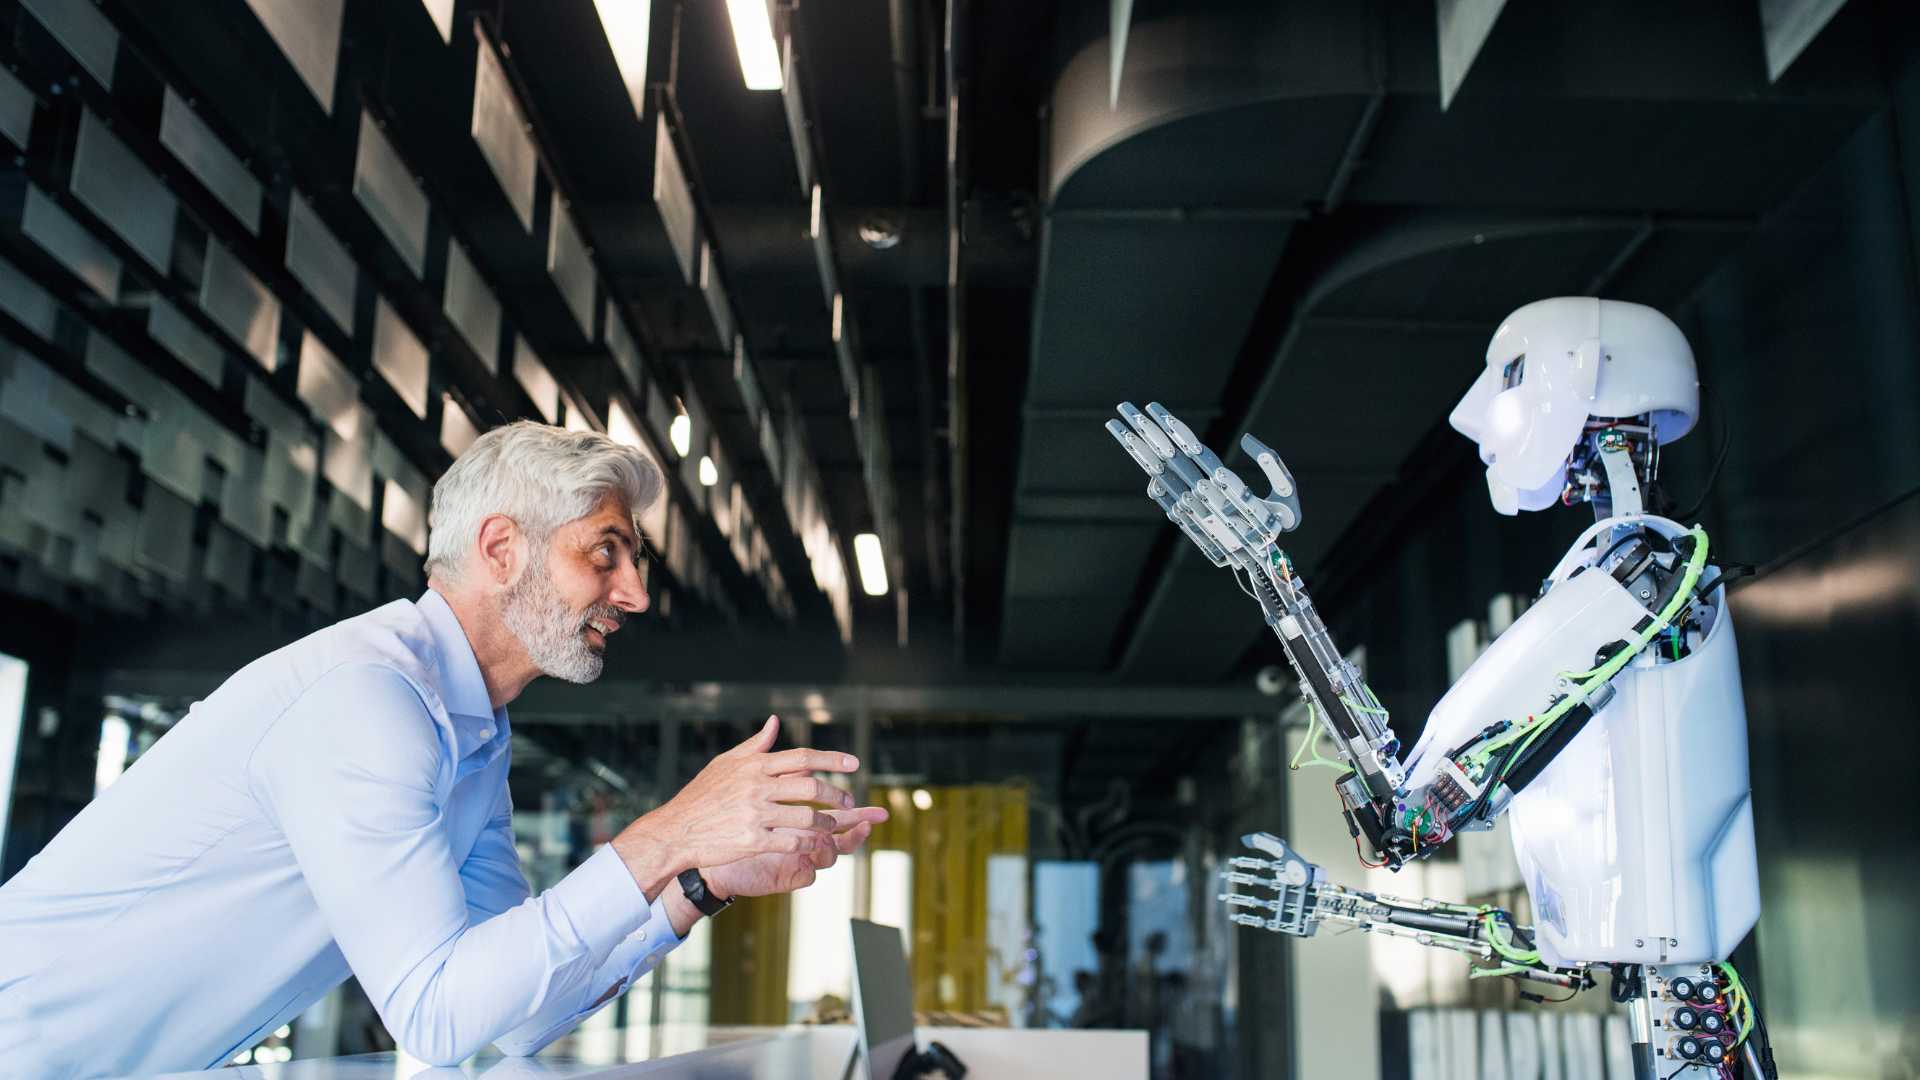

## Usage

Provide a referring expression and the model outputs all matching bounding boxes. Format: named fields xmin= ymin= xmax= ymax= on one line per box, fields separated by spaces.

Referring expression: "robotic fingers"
xmin=1107 ymin=402 xmax=1301 ymax=547
xmin=1220 ymin=834 xmax=1592 ymax=993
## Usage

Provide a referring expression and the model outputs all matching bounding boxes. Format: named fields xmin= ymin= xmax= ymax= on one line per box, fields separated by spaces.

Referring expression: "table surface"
xmin=125 ymin=1023 xmax=1149 ymax=1080
xmin=128 ymin=1025 xmax=833 ymax=1080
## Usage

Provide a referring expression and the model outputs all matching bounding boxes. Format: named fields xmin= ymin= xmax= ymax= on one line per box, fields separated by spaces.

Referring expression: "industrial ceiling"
xmin=0 ymin=0 xmax=1900 ymax=697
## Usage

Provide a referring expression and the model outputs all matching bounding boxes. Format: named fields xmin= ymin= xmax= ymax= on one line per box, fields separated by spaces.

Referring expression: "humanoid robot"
xmin=1105 ymin=298 xmax=1777 ymax=1078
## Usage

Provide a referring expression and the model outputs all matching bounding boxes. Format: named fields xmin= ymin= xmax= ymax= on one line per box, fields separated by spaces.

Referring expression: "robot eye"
xmin=1501 ymin=355 xmax=1526 ymax=390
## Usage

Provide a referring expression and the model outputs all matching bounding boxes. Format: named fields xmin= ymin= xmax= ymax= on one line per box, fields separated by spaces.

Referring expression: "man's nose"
xmin=610 ymin=559 xmax=650 ymax=615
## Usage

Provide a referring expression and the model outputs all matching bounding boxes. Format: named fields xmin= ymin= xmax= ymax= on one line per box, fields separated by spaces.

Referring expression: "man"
xmin=0 ymin=422 xmax=888 ymax=1077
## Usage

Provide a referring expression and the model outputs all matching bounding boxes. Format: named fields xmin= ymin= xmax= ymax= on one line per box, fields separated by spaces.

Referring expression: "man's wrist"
xmin=663 ymin=874 xmax=704 ymax=938
xmin=610 ymin=824 xmax=684 ymax=902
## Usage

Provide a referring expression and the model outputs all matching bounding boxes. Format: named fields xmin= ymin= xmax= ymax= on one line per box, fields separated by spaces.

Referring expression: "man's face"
xmin=499 ymin=494 xmax=650 ymax=684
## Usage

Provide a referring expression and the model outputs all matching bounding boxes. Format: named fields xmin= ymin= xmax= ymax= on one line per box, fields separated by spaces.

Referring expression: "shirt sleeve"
xmin=461 ymin=790 xmax=685 ymax=1057
xmin=249 ymin=663 xmax=657 ymax=1067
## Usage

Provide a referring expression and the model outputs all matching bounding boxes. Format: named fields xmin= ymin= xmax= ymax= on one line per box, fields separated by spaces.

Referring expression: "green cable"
xmin=1479 ymin=909 xmax=1541 ymax=965
xmin=1340 ymin=695 xmax=1390 ymax=718
xmin=1470 ymin=527 xmax=1711 ymax=775
xmin=1717 ymin=961 xmax=1755 ymax=1041
xmin=1288 ymin=699 xmax=1347 ymax=772
xmin=1469 ymin=963 xmax=1532 ymax=980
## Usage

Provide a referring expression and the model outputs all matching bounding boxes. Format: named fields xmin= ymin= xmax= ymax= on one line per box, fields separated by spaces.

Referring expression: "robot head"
xmin=1449 ymin=298 xmax=1698 ymax=515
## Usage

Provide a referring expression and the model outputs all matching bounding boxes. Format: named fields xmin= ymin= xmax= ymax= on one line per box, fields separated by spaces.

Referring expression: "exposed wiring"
xmin=1288 ymin=700 xmax=1348 ymax=772
xmin=1479 ymin=908 xmax=1542 ymax=966
xmin=1230 ymin=565 xmax=1262 ymax=603
xmin=1717 ymin=961 xmax=1755 ymax=1042
xmin=1466 ymin=526 xmax=1710 ymax=781
xmin=1469 ymin=963 xmax=1531 ymax=980
xmin=1521 ymin=981 xmax=1583 ymax=1005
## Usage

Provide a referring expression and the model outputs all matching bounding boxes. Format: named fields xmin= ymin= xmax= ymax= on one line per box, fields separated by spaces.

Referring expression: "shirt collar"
xmin=417 ymin=588 xmax=509 ymax=762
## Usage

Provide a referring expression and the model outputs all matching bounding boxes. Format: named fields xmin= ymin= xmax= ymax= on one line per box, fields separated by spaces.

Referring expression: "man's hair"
xmin=424 ymin=420 xmax=663 ymax=583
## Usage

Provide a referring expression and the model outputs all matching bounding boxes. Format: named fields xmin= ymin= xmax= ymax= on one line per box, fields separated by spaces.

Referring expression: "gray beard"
xmin=500 ymin=553 xmax=605 ymax=684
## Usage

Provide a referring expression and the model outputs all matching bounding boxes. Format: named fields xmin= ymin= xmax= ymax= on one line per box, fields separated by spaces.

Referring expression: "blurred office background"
xmin=0 ymin=1 xmax=1917 ymax=1077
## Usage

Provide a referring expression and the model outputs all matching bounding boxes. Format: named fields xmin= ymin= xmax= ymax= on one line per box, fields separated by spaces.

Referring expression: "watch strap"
xmin=677 ymin=867 xmax=735 ymax=917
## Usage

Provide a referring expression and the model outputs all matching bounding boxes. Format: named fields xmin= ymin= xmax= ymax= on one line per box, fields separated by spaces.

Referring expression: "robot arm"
xmin=1220 ymin=832 xmax=1591 ymax=993
xmin=1107 ymin=403 xmax=1407 ymax=859
xmin=1106 ymin=403 xmax=1721 ymax=870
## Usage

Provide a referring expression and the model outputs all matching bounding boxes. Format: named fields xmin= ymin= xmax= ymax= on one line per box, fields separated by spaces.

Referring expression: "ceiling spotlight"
xmin=698 ymin=455 xmax=719 ymax=487
xmin=858 ymin=212 xmax=902 ymax=250
xmin=853 ymin=532 xmax=889 ymax=596
xmin=669 ymin=410 xmax=691 ymax=457
xmin=725 ymin=0 xmax=783 ymax=91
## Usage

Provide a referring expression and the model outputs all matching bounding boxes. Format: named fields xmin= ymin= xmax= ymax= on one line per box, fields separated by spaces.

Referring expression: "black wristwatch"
xmin=677 ymin=867 xmax=735 ymax=918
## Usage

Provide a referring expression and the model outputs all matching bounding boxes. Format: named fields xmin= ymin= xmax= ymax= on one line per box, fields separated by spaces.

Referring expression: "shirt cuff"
xmin=545 ymin=843 xmax=651 ymax=962
xmin=640 ymin=888 xmax=683 ymax=954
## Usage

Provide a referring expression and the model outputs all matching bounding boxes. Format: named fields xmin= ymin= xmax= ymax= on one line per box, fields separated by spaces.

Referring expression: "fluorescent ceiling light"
xmin=853 ymin=532 xmax=888 ymax=596
xmin=831 ymin=292 xmax=843 ymax=343
xmin=698 ymin=455 xmax=719 ymax=486
xmin=591 ymin=0 xmax=653 ymax=120
xmin=669 ymin=410 xmax=691 ymax=457
xmin=809 ymin=183 xmax=821 ymax=239
xmin=725 ymin=0 xmax=783 ymax=91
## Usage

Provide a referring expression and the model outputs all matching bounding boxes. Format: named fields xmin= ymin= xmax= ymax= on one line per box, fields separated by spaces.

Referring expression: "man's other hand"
xmin=702 ymin=805 xmax=889 ymax=900
xmin=610 ymin=717 xmax=861 ymax=896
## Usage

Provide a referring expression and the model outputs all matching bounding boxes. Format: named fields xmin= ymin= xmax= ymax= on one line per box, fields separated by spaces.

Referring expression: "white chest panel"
xmin=1412 ymin=517 xmax=1760 ymax=967
xmin=1511 ymin=597 xmax=1758 ymax=967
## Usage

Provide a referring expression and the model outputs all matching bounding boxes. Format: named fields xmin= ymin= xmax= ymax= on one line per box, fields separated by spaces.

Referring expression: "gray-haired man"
xmin=0 ymin=421 xmax=887 ymax=1078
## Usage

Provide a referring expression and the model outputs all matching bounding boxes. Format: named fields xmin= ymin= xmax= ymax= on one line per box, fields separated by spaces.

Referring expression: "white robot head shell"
xmin=1449 ymin=297 xmax=1699 ymax=515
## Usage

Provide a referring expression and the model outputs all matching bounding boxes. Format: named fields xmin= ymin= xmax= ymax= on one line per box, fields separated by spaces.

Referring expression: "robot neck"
xmin=1565 ymin=418 xmax=1659 ymax=521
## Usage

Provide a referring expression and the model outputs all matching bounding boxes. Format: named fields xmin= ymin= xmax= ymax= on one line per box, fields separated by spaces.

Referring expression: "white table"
xmin=130 ymin=1024 xmax=1148 ymax=1080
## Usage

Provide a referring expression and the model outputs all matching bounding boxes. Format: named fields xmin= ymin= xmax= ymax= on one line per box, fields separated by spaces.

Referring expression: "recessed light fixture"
xmin=698 ymin=455 xmax=719 ymax=487
xmin=725 ymin=0 xmax=783 ymax=91
xmin=853 ymin=532 xmax=888 ymax=596
xmin=858 ymin=212 xmax=902 ymax=250
xmin=669 ymin=410 xmax=691 ymax=457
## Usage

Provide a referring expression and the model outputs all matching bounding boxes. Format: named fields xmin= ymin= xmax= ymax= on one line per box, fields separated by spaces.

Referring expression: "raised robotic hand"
xmin=1105 ymin=404 xmax=1414 ymax=867
xmin=1219 ymin=833 xmax=1591 ymax=993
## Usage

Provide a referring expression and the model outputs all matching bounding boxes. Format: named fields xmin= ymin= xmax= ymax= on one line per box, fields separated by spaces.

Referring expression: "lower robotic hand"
xmin=1218 ymin=832 xmax=1592 ymax=997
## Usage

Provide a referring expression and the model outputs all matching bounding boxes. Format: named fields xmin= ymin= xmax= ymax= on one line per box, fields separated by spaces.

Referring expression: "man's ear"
xmin=475 ymin=514 xmax=521 ymax=586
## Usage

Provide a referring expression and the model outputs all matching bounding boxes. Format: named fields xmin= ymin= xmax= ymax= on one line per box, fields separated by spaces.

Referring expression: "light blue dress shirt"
xmin=0 ymin=590 xmax=681 ymax=1078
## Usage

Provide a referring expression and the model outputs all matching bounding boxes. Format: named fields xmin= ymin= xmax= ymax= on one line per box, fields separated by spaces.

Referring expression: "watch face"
xmin=681 ymin=868 xmax=730 ymax=915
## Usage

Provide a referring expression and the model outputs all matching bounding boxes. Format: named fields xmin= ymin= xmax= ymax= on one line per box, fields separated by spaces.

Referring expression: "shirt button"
xmin=479 ymin=728 xmax=493 ymax=739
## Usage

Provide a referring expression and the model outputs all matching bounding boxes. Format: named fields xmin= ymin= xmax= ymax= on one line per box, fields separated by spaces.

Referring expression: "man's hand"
xmin=610 ymin=716 xmax=859 ymax=897
xmin=702 ymin=806 xmax=889 ymax=901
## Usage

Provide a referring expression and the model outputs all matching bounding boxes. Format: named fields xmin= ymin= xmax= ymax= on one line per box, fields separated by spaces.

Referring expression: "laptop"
xmin=848 ymin=918 xmax=918 ymax=1080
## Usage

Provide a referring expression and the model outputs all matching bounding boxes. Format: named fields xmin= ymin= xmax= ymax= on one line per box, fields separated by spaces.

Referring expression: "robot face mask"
xmin=1450 ymin=298 xmax=1701 ymax=515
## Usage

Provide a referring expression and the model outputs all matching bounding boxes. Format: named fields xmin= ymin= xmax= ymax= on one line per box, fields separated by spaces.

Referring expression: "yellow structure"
xmin=868 ymin=783 xmax=1029 ymax=1015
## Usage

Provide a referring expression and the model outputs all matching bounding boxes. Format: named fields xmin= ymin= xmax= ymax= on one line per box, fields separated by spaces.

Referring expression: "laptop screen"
xmin=849 ymin=918 xmax=916 ymax=1080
